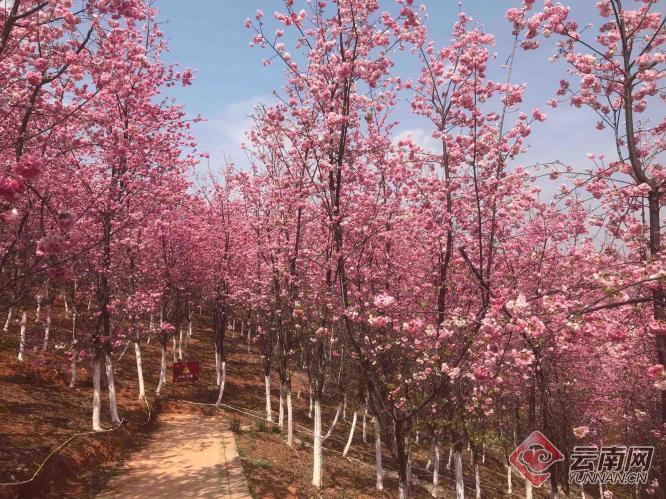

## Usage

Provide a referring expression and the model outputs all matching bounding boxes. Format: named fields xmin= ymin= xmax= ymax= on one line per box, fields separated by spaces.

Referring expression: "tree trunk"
xmin=215 ymin=361 xmax=226 ymax=405
xmin=69 ymin=349 xmax=78 ymax=388
xmin=156 ymin=339 xmax=167 ymax=395
xmin=215 ymin=346 xmax=221 ymax=386
xmin=135 ymin=341 xmax=145 ymax=400
xmin=374 ymin=416 xmax=384 ymax=491
xmin=447 ymin=446 xmax=454 ymax=470
xmin=454 ymin=447 xmax=465 ymax=499
xmin=35 ymin=294 xmax=42 ymax=323
xmin=323 ymin=401 xmax=343 ymax=439
xmin=362 ymin=407 xmax=368 ymax=443
xmin=286 ymin=382 xmax=293 ymax=447
xmin=308 ymin=390 xmax=313 ymax=418
xmin=343 ymin=410 xmax=357 ymax=457
xmin=343 ymin=392 xmax=347 ymax=421
xmin=178 ymin=328 xmax=183 ymax=360
xmin=147 ymin=313 xmax=153 ymax=344
xmin=105 ymin=354 xmax=120 ymax=424
xmin=42 ymin=305 xmax=51 ymax=351
xmin=92 ymin=354 xmax=102 ymax=431
xmin=69 ymin=311 xmax=78 ymax=388
xmin=431 ymin=438 xmax=440 ymax=498
xmin=525 ymin=479 xmax=533 ymax=499
xmin=395 ymin=424 xmax=411 ymax=499
xmin=265 ymin=374 xmax=273 ymax=422
xmin=507 ymin=465 xmax=513 ymax=494
xmin=474 ymin=461 xmax=481 ymax=499
xmin=278 ymin=384 xmax=285 ymax=430
xmin=17 ymin=309 xmax=26 ymax=361
xmin=4 ymin=306 xmax=13 ymax=332
xmin=312 ymin=396 xmax=322 ymax=489
xmin=63 ymin=293 xmax=70 ymax=317
xmin=426 ymin=437 xmax=436 ymax=471
xmin=172 ymin=333 xmax=177 ymax=364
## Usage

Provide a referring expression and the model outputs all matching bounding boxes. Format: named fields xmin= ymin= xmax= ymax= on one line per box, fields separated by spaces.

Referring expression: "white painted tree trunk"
xmin=264 ymin=375 xmax=273 ymax=422
xmin=63 ymin=293 xmax=70 ymax=317
xmin=105 ymin=354 xmax=120 ymax=424
xmin=17 ymin=310 xmax=27 ymax=361
xmin=343 ymin=410 xmax=357 ymax=457
xmin=312 ymin=397 xmax=322 ymax=489
xmin=172 ymin=334 xmax=177 ymax=363
xmin=324 ymin=401 xmax=343 ymax=439
xmin=474 ymin=461 xmax=481 ymax=499
xmin=35 ymin=294 xmax=42 ymax=322
xmin=135 ymin=341 xmax=145 ymax=400
xmin=4 ymin=306 xmax=13 ymax=332
xmin=188 ymin=316 xmax=193 ymax=338
xmin=216 ymin=361 xmax=226 ymax=405
xmin=42 ymin=305 xmax=51 ymax=351
xmin=426 ymin=437 xmax=436 ymax=471
xmin=92 ymin=355 xmax=102 ymax=431
xmin=400 ymin=453 xmax=412 ymax=499
xmin=278 ymin=384 xmax=284 ymax=430
xmin=447 ymin=446 xmax=454 ymax=470
xmin=178 ymin=328 xmax=183 ymax=360
xmin=286 ymin=384 xmax=293 ymax=447
xmin=343 ymin=392 xmax=347 ymax=421
xmin=525 ymin=479 xmax=533 ymax=499
xmin=215 ymin=348 xmax=221 ymax=386
xmin=374 ymin=416 xmax=383 ymax=491
xmin=362 ymin=407 xmax=368 ymax=443
xmin=454 ymin=450 xmax=465 ymax=499
xmin=482 ymin=443 xmax=485 ymax=464
xmin=69 ymin=350 xmax=78 ymax=388
xmin=156 ymin=342 xmax=167 ymax=395
xmin=147 ymin=313 xmax=154 ymax=344
xmin=69 ymin=311 xmax=78 ymax=388
xmin=507 ymin=465 xmax=513 ymax=494
xmin=431 ymin=440 xmax=440 ymax=498
xmin=308 ymin=390 xmax=313 ymax=418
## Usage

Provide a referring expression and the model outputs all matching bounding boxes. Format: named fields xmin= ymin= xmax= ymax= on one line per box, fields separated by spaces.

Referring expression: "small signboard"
xmin=173 ymin=361 xmax=199 ymax=383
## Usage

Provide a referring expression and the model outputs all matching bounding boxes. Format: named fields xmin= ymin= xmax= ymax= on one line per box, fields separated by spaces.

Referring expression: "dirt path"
xmin=96 ymin=412 xmax=251 ymax=499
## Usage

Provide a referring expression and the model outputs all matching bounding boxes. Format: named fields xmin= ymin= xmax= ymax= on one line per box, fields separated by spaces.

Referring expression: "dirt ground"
xmin=0 ymin=304 xmax=621 ymax=498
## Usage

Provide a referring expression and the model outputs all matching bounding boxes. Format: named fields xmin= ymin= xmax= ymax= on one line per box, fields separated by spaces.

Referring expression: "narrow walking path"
xmin=97 ymin=412 xmax=251 ymax=499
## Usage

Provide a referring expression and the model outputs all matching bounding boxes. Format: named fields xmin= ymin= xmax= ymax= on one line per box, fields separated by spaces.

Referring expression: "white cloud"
xmin=394 ymin=128 xmax=439 ymax=154
xmin=192 ymin=96 xmax=269 ymax=173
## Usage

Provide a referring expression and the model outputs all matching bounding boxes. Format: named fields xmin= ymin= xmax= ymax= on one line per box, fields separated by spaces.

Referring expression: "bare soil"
xmin=0 ymin=304 xmax=619 ymax=498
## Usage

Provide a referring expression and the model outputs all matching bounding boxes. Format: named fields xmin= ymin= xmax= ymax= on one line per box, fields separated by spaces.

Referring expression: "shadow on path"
xmin=96 ymin=413 xmax=250 ymax=499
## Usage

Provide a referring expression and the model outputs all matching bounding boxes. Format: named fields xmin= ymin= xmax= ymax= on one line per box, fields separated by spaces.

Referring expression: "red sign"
xmin=509 ymin=431 xmax=564 ymax=487
xmin=173 ymin=361 xmax=199 ymax=383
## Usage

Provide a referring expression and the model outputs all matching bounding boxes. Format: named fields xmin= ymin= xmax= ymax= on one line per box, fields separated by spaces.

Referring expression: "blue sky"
xmin=155 ymin=1 xmax=623 ymax=176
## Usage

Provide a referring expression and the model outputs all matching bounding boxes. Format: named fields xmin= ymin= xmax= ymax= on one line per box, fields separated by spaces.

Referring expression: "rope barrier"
xmin=0 ymin=398 xmax=152 ymax=487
